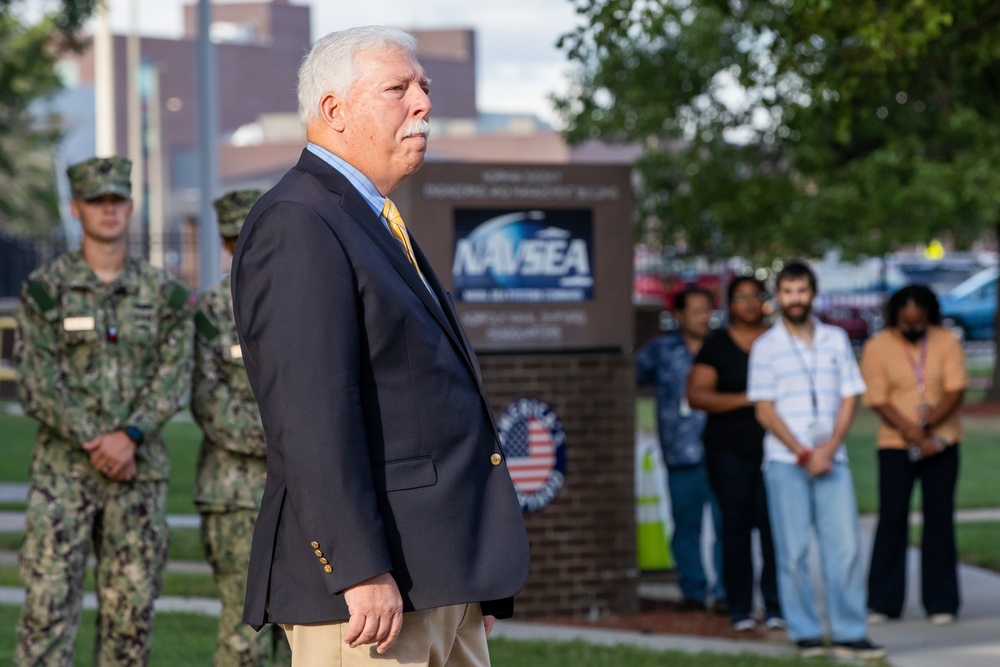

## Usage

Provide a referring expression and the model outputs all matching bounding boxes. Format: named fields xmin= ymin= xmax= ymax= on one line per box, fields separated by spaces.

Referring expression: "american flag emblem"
xmin=497 ymin=397 xmax=566 ymax=512
xmin=505 ymin=417 xmax=556 ymax=492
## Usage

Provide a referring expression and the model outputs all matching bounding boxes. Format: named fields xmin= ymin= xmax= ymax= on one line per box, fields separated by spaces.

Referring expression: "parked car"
xmin=814 ymin=292 xmax=884 ymax=342
xmin=938 ymin=267 xmax=999 ymax=341
xmin=818 ymin=305 xmax=873 ymax=342
xmin=893 ymin=253 xmax=994 ymax=294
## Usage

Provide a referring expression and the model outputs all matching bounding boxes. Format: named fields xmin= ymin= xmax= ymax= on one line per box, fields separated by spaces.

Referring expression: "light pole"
xmin=126 ymin=0 xmax=145 ymax=255
xmin=196 ymin=0 xmax=220 ymax=289
xmin=93 ymin=0 xmax=116 ymax=156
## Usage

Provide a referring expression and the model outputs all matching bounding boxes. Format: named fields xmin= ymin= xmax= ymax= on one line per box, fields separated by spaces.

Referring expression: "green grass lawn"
xmin=909 ymin=521 xmax=1000 ymax=573
xmin=0 ymin=410 xmax=201 ymax=515
xmin=0 ymin=411 xmax=38 ymax=484
xmin=843 ymin=410 xmax=1000 ymax=514
xmin=0 ymin=526 xmax=203 ymax=562
xmin=0 ymin=401 xmax=991 ymax=665
xmin=641 ymin=398 xmax=1000 ymax=572
xmin=0 ymin=562 xmax=218 ymax=599
xmin=638 ymin=398 xmax=1000 ymax=515
xmin=955 ymin=522 xmax=1000 ymax=571
xmin=161 ymin=527 xmax=205 ymax=561
xmin=0 ymin=603 xmax=846 ymax=667
xmin=5 ymin=401 xmax=993 ymax=520
xmin=0 ymin=605 xmax=217 ymax=666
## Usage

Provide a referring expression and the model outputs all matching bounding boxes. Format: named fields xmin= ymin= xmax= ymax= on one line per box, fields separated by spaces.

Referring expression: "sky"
xmin=89 ymin=0 xmax=585 ymax=125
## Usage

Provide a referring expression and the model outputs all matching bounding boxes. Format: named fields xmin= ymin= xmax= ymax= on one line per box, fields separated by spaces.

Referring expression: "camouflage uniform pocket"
xmin=58 ymin=326 xmax=100 ymax=381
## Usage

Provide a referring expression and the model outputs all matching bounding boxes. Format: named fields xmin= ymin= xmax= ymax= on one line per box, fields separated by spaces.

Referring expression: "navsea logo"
xmin=452 ymin=209 xmax=594 ymax=302
xmin=497 ymin=397 xmax=567 ymax=513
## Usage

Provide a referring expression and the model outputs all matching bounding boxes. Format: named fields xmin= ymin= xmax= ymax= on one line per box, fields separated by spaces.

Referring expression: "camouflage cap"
xmin=214 ymin=189 xmax=263 ymax=238
xmin=66 ymin=156 xmax=132 ymax=200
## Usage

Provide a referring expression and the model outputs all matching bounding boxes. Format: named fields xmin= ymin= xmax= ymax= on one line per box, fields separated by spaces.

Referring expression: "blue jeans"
xmin=763 ymin=461 xmax=867 ymax=642
xmin=666 ymin=463 xmax=725 ymax=603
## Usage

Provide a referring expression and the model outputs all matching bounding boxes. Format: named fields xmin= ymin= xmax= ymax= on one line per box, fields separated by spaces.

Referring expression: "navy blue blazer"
xmin=232 ymin=149 xmax=530 ymax=627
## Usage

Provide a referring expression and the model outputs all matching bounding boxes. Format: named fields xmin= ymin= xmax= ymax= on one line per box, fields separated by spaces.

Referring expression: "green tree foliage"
xmin=0 ymin=0 xmax=97 ymax=239
xmin=555 ymin=0 xmax=1000 ymax=260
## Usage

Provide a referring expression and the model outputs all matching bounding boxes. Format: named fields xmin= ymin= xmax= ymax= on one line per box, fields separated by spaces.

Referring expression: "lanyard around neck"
xmin=900 ymin=334 xmax=929 ymax=396
xmin=786 ymin=325 xmax=819 ymax=418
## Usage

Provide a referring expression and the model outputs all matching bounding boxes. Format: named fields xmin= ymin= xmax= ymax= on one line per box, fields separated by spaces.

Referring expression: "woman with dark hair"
xmin=687 ymin=276 xmax=783 ymax=632
xmin=860 ymin=284 xmax=967 ymax=625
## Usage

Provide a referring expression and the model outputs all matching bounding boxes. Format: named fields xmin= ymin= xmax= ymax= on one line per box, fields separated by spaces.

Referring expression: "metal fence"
xmin=0 ymin=231 xmax=66 ymax=300
xmin=0 ymin=223 xmax=204 ymax=299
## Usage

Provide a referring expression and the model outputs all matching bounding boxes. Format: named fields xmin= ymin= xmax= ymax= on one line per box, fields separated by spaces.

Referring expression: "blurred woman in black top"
xmin=688 ymin=276 xmax=782 ymax=632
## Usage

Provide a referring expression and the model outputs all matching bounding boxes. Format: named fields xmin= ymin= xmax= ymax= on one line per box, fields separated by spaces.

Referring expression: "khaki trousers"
xmin=280 ymin=604 xmax=489 ymax=667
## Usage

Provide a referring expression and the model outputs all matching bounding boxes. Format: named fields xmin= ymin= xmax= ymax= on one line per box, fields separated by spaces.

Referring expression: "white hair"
xmin=297 ymin=26 xmax=418 ymax=125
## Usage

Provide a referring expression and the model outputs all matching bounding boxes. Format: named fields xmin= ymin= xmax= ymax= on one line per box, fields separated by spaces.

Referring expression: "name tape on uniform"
xmin=63 ymin=316 xmax=95 ymax=331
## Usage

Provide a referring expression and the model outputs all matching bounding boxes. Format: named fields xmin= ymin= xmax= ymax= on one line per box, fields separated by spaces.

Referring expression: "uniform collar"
xmin=65 ymin=250 xmax=141 ymax=294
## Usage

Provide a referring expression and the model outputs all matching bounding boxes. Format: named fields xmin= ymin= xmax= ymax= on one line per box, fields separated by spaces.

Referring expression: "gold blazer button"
xmin=490 ymin=453 xmax=502 ymax=466
xmin=310 ymin=541 xmax=320 ymax=549
xmin=314 ymin=550 xmax=323 ymax=558
xmin=323 ymin=565 xmax=333 ymax=573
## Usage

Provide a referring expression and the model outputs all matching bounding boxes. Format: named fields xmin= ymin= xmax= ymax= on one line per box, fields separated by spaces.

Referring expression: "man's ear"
xmin=319 ymin=93 xmax=345 ymax=132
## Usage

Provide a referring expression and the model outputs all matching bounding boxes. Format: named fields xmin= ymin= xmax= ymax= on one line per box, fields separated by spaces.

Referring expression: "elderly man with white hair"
xmin=229 ymin=26 xmax=531 ymax=667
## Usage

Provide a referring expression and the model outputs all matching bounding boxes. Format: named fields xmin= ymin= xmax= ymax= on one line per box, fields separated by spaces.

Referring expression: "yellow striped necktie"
xmin=381 ymin=198 xmax=420 ymax=273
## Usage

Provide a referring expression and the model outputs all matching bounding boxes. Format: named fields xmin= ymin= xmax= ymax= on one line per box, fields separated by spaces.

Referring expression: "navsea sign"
xmin=453 ymin=209 xmax=594 ymax=303
xmin=392 ymin=163 xmax=634 ymax=352
xmin=497 ymin=397 xmax=567 ymax=513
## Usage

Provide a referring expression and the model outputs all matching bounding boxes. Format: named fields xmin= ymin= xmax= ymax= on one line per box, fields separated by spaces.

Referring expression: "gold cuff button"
xmin=323 ymin=565 xmax=333 ymax=573
xmin=310 ymin=541 xmax=319 ymax=549
xmin=314 ymin=550 xmax=323 ymax=558
xmin=490 ymin=453 xmax=502 ymax=466
xmin=319 ymin=558 xmax=329 ymax=565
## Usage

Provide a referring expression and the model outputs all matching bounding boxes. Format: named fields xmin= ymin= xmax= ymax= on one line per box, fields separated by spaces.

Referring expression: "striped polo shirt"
xmin=748 ymin=318 xmax=866 ymax=465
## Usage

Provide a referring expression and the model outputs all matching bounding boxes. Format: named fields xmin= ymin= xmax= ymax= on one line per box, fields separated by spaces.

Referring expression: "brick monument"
xmin=396 ymin=163 xmax=638 ymax=618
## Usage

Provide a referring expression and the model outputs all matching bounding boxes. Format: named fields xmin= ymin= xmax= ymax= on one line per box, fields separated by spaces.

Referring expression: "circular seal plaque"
xmin=497 ymin=397 xmax=567 ymax=512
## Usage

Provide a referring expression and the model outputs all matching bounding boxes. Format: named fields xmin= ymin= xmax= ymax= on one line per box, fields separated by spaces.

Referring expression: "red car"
xmin=814 ymin=293 xmax=884 ymax=342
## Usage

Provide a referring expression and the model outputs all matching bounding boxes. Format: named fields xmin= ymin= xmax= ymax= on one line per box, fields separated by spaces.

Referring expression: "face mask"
xmin=901 ymin=328 xmax=926 ymax=343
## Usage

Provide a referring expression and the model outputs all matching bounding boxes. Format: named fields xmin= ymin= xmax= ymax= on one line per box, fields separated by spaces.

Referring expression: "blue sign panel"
xmin=452 ymin=209 xmax=594 ymax=302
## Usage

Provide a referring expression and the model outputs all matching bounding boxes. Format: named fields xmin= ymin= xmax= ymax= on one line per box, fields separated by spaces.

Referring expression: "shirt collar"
xmin=306 ymin=142 xmax=387 ymax=218
xmin=66 ymin=251 xmax=140 ymax=293
xmin=777 ymin=316 xmax=827 ymax=345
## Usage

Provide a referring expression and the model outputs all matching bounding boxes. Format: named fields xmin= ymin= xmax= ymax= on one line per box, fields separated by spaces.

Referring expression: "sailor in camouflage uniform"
xmin=12 ymin=156 xmax=194 ymax=666
xmin=192 ymin=189 xmax=289 ymax=666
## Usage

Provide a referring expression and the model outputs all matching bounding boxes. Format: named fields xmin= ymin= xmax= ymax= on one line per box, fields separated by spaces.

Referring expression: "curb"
xmin=0 ymin=586 xmax=221 ymax=616
xmin=490 ymin=620 xmax=797 ymax=657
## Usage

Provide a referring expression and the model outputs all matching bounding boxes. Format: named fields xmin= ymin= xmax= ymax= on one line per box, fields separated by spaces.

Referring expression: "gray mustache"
xmin=403 ymin=119 xmax=431 ymax=138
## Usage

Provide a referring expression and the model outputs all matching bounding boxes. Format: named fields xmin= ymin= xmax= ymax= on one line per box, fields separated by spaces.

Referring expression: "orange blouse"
xmin=860 ymin=326 xmax=967 ymax=449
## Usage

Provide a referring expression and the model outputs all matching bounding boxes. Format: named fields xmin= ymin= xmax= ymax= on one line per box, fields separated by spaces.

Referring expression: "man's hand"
xmin=483 ymin=614 xmax=496 ymax=638
xmin=806 ymin=445 xmax=834 ymax=477
xmin=83 ymin=431 xmax=137 ymax=481
xmin=343 ymin=572 xmax=403 ymax=654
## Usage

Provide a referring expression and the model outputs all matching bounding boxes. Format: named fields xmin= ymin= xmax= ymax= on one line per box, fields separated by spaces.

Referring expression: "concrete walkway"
xmin=857 ymin=515 xmax=1000 ymax=667
xmin=0 ymin=483 xmax=999 ymax=664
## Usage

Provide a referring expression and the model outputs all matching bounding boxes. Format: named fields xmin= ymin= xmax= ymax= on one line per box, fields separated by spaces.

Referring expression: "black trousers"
xmin=867 ymin=445 xmax=961 ymax=618
xmin=705 ymin=445 xmax=781 ymax=620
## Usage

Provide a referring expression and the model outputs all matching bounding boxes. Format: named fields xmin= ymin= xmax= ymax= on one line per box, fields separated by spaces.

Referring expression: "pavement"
xmin=856 ymin=514 xmax=1000 ymax=667
xmin=0 ymin=483 xmax=999 ymax=664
